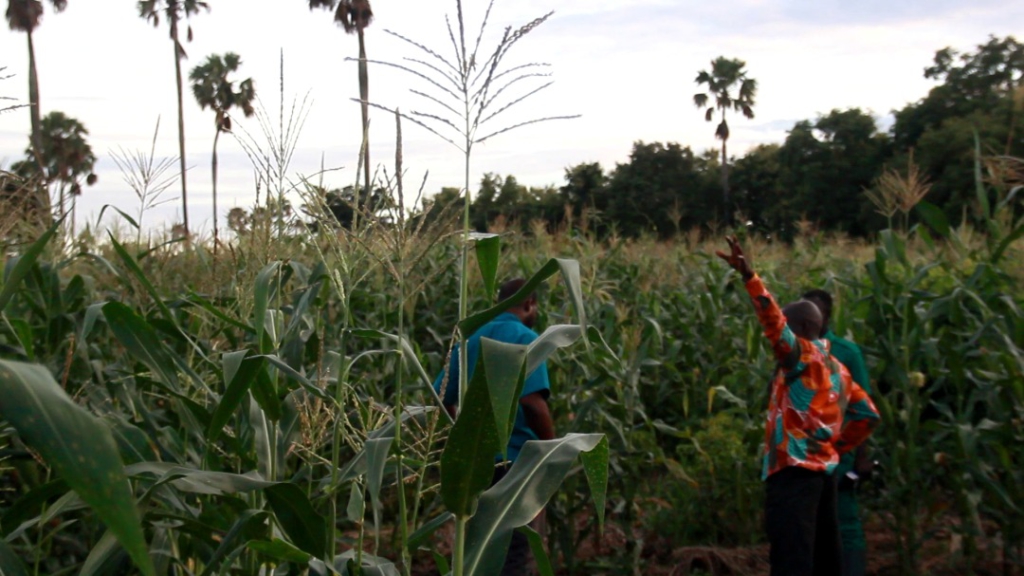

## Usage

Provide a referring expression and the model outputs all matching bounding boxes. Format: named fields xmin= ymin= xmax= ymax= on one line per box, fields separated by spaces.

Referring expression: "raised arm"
xmin=717 ymin=236 xmax=800 ymax=368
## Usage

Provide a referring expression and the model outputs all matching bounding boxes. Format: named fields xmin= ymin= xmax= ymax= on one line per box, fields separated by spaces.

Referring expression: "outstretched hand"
xmin=716 ymin=235 xmax=754 ymax=280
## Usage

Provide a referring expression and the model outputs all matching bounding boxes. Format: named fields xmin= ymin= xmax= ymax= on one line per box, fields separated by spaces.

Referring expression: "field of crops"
xmin=1 ymin=160 xmax=1023 ymax=576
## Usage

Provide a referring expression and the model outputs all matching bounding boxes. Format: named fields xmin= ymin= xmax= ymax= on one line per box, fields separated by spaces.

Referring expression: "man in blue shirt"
xmin=432 ymin=278 xmax=555 ymax=576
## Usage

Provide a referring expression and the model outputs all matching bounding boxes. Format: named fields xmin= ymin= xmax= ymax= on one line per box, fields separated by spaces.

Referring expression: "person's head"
xmin=801 ymin=289 xmax=833 ymax=336
xmin=782 ymin=300 xmax=823 ymax=341
xmin=498 ymin=278 xmax=539 ymax=328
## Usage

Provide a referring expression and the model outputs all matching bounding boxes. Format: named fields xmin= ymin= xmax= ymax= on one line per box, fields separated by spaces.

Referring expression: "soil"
xmin=408 ymin=512 xmax=1019 ymax=576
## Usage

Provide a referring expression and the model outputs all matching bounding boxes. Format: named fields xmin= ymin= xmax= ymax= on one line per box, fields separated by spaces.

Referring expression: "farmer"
xmin=716 ymin=236 xmax=880 ymax=576
xmin=803 ymin=289 xmax=873 ymax=576
xmin=432 ymin=277 xmax=555 ymax=576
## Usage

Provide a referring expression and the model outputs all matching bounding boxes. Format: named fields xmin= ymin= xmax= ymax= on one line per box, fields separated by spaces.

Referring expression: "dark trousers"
xmin=765 ymin=467 xmax=842 ymax=576
xmin=838 ymin=487 xmax=867 ymax=576
xmin=493 ymin=464 xmax=534 ymax=576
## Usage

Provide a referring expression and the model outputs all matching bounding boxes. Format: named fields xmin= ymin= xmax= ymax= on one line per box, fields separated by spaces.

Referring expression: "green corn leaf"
xmin=0 ymin=479 xmax=68 ymax=538
xmin=474 ymin=233 xmax=501 ymax=300
xmin=129 ymin=463 xmax=271 ymax=494
xmin=187 ymin=291 xmax=256 ymax=334
xmin=0 ymin=218 xmax=61 ymax=314
xmin=259 ymin=354 xmax=331 ymax=402
xmin=462 ymin=433 xmax=606 ymax=576
xmin=440 ymin=353 xmax=501 ymax=518
xmin=248 ymin=539 xmax=313 ymax=564
xmin=580 ymin=435 xmax=609 ymax=533
xmin=432 ymin=551 xmax=451 ymax=576
xmin=265 ymin=483 xmax=327 ymax=560
xmin=480 ymin=338 xmax=527 ymax=457
xmin=915 ymin=200 xmax=950 ymax=238
xmin=198 ymin=510 xmax=269 ymax=576
xmin=351 ymin=329 xmax=451 ymax=421
xmin=209 ymin=352 xmax=267 ymax=442
xmin=79 ymin=530 xmax=125 ymax=576
xmin=329 ymin=551 xmax=400 ymax=576
xmin=254 ymin=262 xmax=282 ymax=354
xmin=516 ymin=525 xmax=555 ymax=576
xmin=407 ymin=512 xmax=454 ymax=551
xmin=459 ymin=258 xmax=586 ymax=337
xmin=96 ymin=204 xmax=140 ymax=230
xmin=107 ymin=234 xmax=176 ymax=327
xmin=252 ymin=362 xmax=283 ymax=421
xmin=102 ymin=301 xmax=181 ymax=393
xmin=0 ymin=360 xmax=155 ymax=576
xmin=3 ymin=317 xmax=34 ymax=361
xmin=991 ymin=221 xmax=1024 ymax=264
xmin=364 ymin=437 xmax=392 ymax=543
xmin=525 ymin=324 xmax=583 ymax=377
xmin=80 ymin=301 xmax=106 ymax=342
xmin=0 ymin=538 xmax=29 ymax=576
xmin=346 ymin=481 xmax=365 ymax=522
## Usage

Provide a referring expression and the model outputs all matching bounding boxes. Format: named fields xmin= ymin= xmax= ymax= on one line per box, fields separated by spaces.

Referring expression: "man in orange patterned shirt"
xmin=717 ymin=237 xmax=880 ymax=576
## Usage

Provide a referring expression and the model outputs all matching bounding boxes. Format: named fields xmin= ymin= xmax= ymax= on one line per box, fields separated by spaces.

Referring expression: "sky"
xmin=1 ymin=0 xmax=1023 ymax=234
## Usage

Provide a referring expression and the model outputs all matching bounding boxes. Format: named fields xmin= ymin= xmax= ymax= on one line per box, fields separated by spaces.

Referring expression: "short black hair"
xmin=497 ymin=278 xmax=535 ymax=303
xmin=802 ymin=289 xmax=833 ymax=316
xmin=782 ymin=300 xmax=823 ymax=340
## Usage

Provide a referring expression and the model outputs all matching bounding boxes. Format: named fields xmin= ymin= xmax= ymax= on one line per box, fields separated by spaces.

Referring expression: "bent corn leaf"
xmin=0 ymin=218 xmax=61 ymax=314
xmin=0 ymin=360 xmax=155 ymax=576
xmin=440 ymin=354 xmax=501 ymax=518
xmin=462 ymin=433 xmax=605 ymax=576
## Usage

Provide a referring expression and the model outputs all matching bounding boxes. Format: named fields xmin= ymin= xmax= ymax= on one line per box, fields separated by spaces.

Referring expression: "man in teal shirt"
xmin=804 ymin=289 xmax=872 ymax=576
xmin=433 ymin=278 xmax=555 ymax=575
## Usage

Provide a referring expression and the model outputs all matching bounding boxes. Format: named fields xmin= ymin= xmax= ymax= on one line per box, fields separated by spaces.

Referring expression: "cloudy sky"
xmin=1 ymin=0 xmax=1022 ymax=233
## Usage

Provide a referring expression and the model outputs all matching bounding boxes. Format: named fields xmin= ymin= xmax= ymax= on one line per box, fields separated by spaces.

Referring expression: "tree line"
xmin=4 ymin=0 xmax=1022 ymax=242
xmin=411 ymin=35 xmax=1022 ymax=240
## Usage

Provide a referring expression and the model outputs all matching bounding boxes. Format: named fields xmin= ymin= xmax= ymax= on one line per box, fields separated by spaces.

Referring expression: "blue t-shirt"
xmin=432 ymin=312 xmax=551 ymax=462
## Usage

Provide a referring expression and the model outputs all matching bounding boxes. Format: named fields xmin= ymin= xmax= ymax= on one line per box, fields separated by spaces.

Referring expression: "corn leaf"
xmin=0 ymin=360 xmax=155 ymax=576
xmin=0 ymin=218 xmax=61 ymax=314
xmin=462 ymin=433 xmax=606 ymax=576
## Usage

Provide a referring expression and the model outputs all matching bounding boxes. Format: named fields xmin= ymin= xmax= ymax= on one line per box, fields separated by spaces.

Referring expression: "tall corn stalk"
xmin=352 ymin=5 xmax=579 ymax=570
xmin=354 ymin=0 xmax=577 ymax=425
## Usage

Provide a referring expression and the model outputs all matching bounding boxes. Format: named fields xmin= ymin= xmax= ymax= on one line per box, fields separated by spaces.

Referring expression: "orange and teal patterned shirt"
xmin=744 ymin=275 xmax=880 ymax=480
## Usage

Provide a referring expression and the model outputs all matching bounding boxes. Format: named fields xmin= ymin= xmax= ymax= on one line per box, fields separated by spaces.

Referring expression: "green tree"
xmin=189 ymin=52 xmax=255 ymax=250
xmin=605 ymin=141 xmax=707 ymax=238
xmin=470 ymin=173 xmax=502 ymax=232
xmin=304 ymin=184 xmax=387 ymax=229
xmin=560 ymin=162 xmax=608 ymax=226
xmin=894 ymin=35 xmax=1024 ymax=150
xmin=892 ymin=36 xmax=1024 ymax=220
xmin=693 ymin=56 xmax=757 ymax=218
xmin=776 ymin=109 xmax=891 ymax=236
xmin=308 ymin=0 xmax=374 ymax=230
xmin=731 ymin=144 xmax=792 ymax=236
xmin=5 ymin=0 xmax=67 ymax=212
xmin=10 ymin=111 xmax=97 ymax=232
xmin=138 ymin=0 xmax=209 ymax=239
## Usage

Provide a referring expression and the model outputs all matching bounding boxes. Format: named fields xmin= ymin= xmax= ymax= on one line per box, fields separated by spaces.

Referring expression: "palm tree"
xmin=693 ymin=56 xmax=757 ymax=218
xmin=308 ymin=0 xmax=373 ymax=230
xmin=138 ymin=0 xmax=209 ymax=240
xmin=6 ymin=0 xmax=68 ymax=213
xmin=189 ymin=52 xmax=255 ymax=252
xmin=10 ymin=110 xmax=97 ymax=234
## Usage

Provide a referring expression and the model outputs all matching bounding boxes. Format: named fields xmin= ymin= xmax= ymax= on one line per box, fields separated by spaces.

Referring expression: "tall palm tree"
xmin=6 ymin=0 xmax=68 ymax=213
xmin=308 ymin=0 xmax=373 ymax=230
xmin=189 ymin=52 xmax=255 ymax=252
xmin=138 ymin=0 xmax=209 ymax=239
xmin=693 ymin=56 xmax=757 ymax=218
xmin=10 ymin=110 xmax=97 ymax=234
